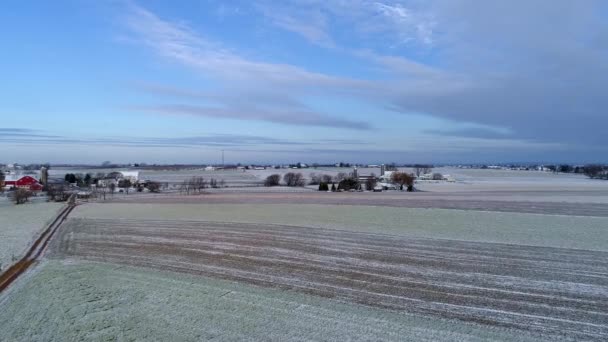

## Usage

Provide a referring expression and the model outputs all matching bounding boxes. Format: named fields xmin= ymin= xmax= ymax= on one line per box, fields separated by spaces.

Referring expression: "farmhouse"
xmin=119 ymin=171 xmax=139 ymax=182
xmin=3 ymin=175 xmax=43 ymax=191
xmin=97 ymin=171 xmax=140 ymax=187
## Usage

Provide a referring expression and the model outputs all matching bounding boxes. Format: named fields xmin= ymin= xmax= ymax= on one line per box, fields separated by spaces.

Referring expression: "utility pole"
xmin=222 ymin=150 xmax=225 ymax=167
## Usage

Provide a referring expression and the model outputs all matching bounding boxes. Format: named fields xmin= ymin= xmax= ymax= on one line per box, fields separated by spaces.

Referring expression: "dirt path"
xmin=51 ymin=218 xmax=608 ymax=341
xmin=0 ymin=204 xmax=76 ymax=292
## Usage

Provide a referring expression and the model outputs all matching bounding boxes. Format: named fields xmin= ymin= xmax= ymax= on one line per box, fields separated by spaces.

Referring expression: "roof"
xmin=119 ymin=171 xmax=139 ymax=178
xmin=4 ymin=175 xmax=39 ymax=184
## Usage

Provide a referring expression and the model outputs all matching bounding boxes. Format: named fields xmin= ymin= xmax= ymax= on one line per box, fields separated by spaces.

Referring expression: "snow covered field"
xmin=2 ymin=175 xmax=608 ymax=341
xmin=416 ymin=167 xmax=608 ymax=194
xmin=0 ymin=202 xmax=62 ymax=270
xmin=0 ymin=260 xmax=549 ymax=342
xmin=73 ymin=203 xmax=608 ymax=251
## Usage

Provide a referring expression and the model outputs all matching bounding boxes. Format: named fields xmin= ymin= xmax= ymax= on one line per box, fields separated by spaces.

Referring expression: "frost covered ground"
xmin=0 ymin=260 xmax=567 ymax=342
xmin=2 ymin=178 xmax=608 ymax=341
xmin=73 ymin=203 xmax=608 ymax=251
xmin=0 ymin=202 xmax=62 ymax=270
xmin=43 ymin=218 xmax=608 ymax=340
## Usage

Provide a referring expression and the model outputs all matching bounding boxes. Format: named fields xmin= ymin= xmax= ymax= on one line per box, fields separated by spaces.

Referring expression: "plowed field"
xmin=50 ymin=218 xmax=608 ymax=341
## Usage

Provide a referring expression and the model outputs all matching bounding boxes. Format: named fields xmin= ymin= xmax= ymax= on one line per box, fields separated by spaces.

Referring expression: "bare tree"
xmin=189 ymin=176 xmax=207 ymax=193
xmin=391 ymin=172 xmax=415 ymax=191
xmin=109 ymin=183 xmax=116 ymax=197
xmin=12 ymin=188 xmax=32 ymax=204
xmin=308 ymin=173 xmax=321 ymax=185
xmin=295 ymin=174 xmax=305 ymax=186
xmin=97 ymin=185 xmax=107 ymax=200
xmin=46 ymin=184 xmax=67 ymax=202
xmin=334 ymin=172 xmax=347 ymax=183
xmin=321 ymin=174 xmax=333 ymax=183
xmin=179 ymin=180 xmax=189 ymax=195
xmin=118 ymin=179 xmax=132 ymax=194
xmin=365 ymin=173 xmax=378 ymax=191
xmin=284 ymin=172 xmax=305 ymax=187
xmin=310 ymin=174 xmax=334 ymax=185
xmin=264 ymin=174 xmax=281 ymax=187
xmin=414 ymin=164 xmax=433 ymax=177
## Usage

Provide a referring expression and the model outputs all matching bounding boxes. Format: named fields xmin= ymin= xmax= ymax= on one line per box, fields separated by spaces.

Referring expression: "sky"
xmin=1 ymin=0 xmax=607 ymax=165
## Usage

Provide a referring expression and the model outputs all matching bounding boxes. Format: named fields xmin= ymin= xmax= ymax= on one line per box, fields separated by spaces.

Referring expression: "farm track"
xmin=52 ymin=218 xmax=608 ymax=341
xmin=0 ymin=204 xmax=75 ymax=292
xmin=111 ymin=192 xmax=608 ymax=217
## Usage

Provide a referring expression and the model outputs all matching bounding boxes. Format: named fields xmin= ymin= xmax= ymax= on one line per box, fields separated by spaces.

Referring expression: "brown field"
xmin=50 ymin=217 xmax=608 ymax=341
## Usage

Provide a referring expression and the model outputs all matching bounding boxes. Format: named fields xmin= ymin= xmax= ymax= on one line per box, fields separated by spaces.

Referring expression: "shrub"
xmin=318 ymin=182 xmax=329 ymax=191
xmin=338 ymin=177 xmax=359 ymax=191
xmin=432 ymin=173 xmax=444 ymax=180
xmin=147 ymin=181 xmax=161 ymax=193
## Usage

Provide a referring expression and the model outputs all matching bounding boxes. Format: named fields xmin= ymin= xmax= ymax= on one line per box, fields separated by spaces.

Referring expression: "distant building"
xmin=379 ymin=170 xmax=394 ymax=182
xmin=97 ymin=171 xmax=139 ymax=187
xmin=120 ymin=171 xmax=139 ymax=182
xmin=418 ymin=173 xmax=433 ymax=180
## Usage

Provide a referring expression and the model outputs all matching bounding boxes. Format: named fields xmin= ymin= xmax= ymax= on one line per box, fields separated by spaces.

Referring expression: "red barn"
xmin=4 ymin=176 xmax=43 ymax=191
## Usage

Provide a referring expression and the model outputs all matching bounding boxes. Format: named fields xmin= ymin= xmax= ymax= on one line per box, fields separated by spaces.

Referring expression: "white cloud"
xmin=123 ymin=1 xmax=608 ymax=157
xmin=253 ymin=0 xmax=436 ymax=48
xmin=123 ymin=3 xmax=373 ymax=129
xmin=255 ymin=3 xmax=335 ymax=47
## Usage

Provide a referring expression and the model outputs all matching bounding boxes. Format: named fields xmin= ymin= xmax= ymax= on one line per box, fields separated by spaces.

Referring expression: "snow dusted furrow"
xmin=108 ymin=193 xmax=608 ymax=217
xmin=50 ymin=218 xmax=608 ymax=341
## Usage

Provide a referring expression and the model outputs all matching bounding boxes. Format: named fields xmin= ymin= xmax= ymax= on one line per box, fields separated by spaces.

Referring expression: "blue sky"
xmin=1 ymin=0 xmax=607 ymax=164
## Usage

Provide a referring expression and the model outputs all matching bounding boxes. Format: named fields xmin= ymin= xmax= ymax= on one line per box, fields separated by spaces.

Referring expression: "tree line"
xmin=178 ymin=176 xmax=225 ymax=195
xmin=540 ymin=164 xmax=608 ymax=179
xmin=264 ymin=171 xmax=417 ymax=192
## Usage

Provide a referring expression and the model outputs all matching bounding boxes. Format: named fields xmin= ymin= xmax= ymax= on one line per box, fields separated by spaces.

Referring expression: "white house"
xmin=97 ymin=171 xmax=139 ymax=187
xmin=119 ymin=171 xmax=139 ymax=182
